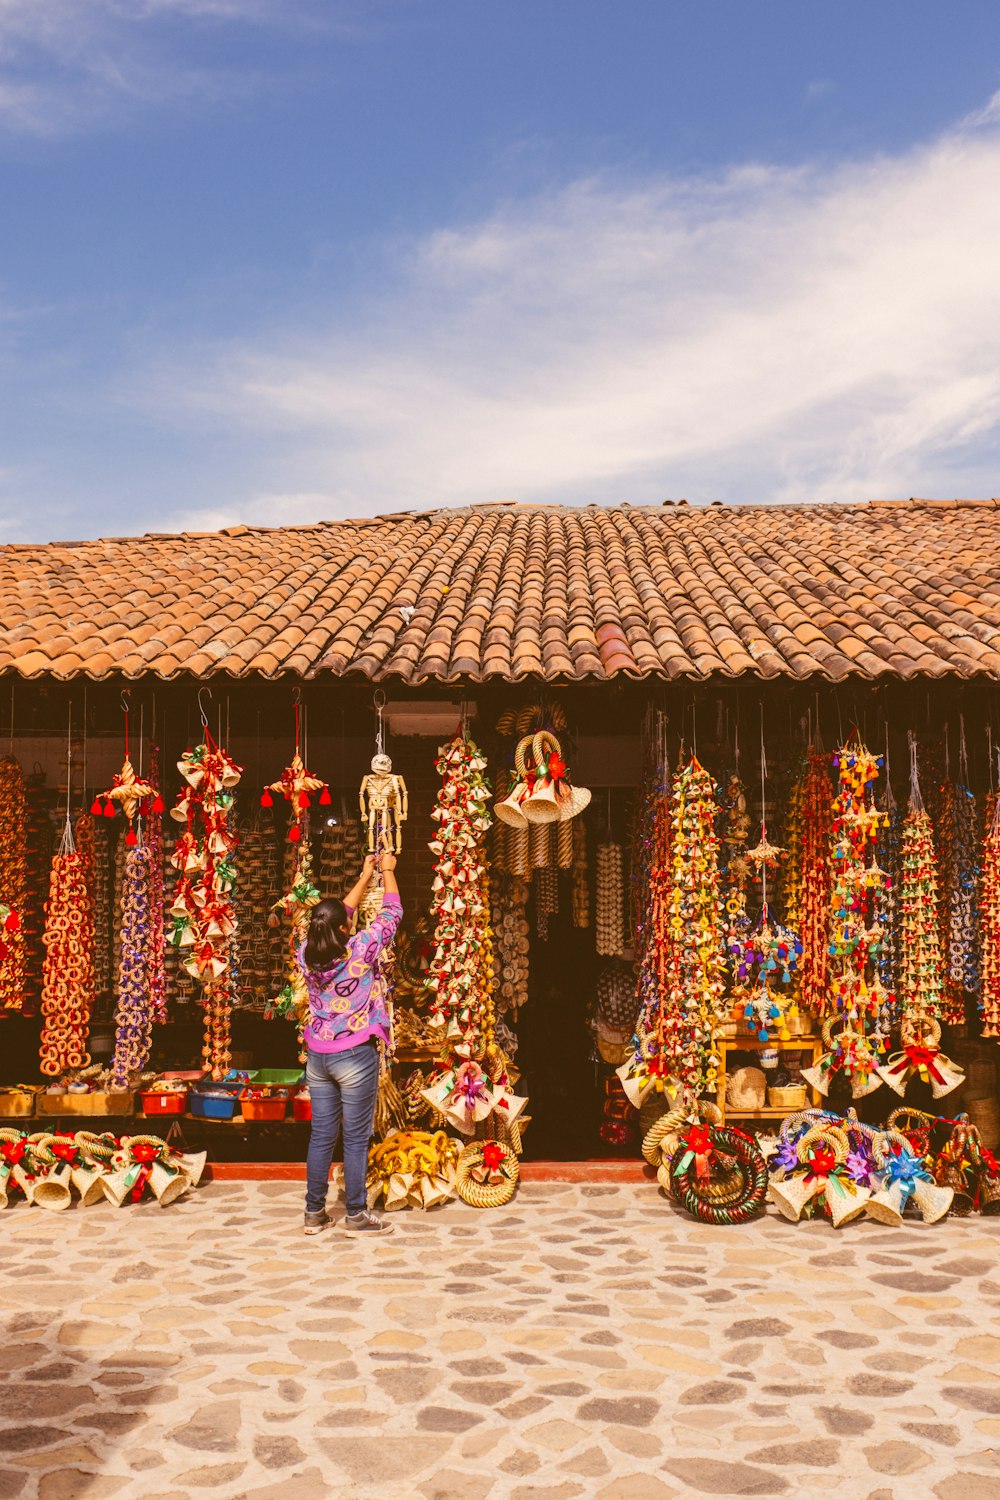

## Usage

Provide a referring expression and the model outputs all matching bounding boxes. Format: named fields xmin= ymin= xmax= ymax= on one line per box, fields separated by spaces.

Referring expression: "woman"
xmin=301 ymin=851 xmax=402 ymax=1235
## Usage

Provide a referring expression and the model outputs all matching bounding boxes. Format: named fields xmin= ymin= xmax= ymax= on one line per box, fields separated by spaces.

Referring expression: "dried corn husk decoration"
xmin=596 ymin=842 xmax=624 ymax=956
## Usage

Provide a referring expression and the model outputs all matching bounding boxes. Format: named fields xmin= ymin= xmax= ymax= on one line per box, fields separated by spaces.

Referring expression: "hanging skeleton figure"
xmin=359 ymin=752 xmax=408 ymax=856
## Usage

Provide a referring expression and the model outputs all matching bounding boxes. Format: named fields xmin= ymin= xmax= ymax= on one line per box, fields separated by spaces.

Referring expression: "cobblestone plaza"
xmin=2 ymin=1180 xmax=1000 ymax=1499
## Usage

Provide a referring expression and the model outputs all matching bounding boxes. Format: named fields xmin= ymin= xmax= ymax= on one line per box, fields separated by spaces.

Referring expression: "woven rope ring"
xmin=669 ymin=1125 xmax=769 ymax=1225
xmin=455 ymin=1140 xmax=519 ymax=1208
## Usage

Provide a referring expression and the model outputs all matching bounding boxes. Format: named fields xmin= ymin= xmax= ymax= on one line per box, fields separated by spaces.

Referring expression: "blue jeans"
xmin=305 ymin=1040 xmax=380 ymax=1215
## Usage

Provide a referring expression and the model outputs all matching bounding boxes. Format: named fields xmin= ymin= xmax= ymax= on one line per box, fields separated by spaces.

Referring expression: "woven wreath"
xmin=455 ymin=1139 xmax=519 ymax=1208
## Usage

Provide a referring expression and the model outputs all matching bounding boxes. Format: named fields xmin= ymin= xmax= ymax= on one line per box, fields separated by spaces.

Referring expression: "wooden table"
xmin=714 ymin=1034 xmax=823 ymax=1126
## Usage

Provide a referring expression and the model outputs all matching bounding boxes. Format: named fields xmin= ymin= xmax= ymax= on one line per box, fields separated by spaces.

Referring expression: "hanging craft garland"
xmin=421 ymin=733 xmax=527 ymax=1153
xmin=571 ymin=818 xmax=589 ymax=928
xmin=146 ymin=745 xmax=168 ymax=1024
xmin=979 ymin=790 xmax=1000 ymax=1039
xmin=873 ymin=750 xmax=902 ymax=1000
xmin=896 ymin=738 xmax=944 ymax=1023
xmin=266 ymin=844 xmax=320 ymax=1025
xmin=169 ymin=730 xmax=242 ymax=988
xmin=731 ymin=722 xmax=802 ymax=1041
xmin=168 ymin=726 xmax=243 ymax=1080
xmin=793 ymin=750 xmax=831 ymax=1018
xmin=596 ymin=842 xmax=625 ymax=957
xmin=621 ymin=755 xmax=725 ymax=1105
xmin=491 ymin=873 xmax=530 ymax=1020
xmin=950 ymin=780 xmax=979 ymax=1007
xmin=109 ymin=841 xmax=155 ymax=1088
xmin=424 ymin=732 xmax=494 ymax=1049
xmin=39 ymin=748 xmax=96 ymax=1078
xmin=535 ymin=866 xmax=558 ymax=941
xmin=721 ymin=772 xmax=752 ymax=964
xmin=0 ymin=757 xmax=29 ymax=1011
xmin=824 ymin=735 xmax=890 ymax=1090
xmin=261 ymin=700 xmax=330 ymax=842
xmin=729 ymin=906 xmax=803 ymax=1041
xmin=97 ymin=702 xmax=153 ymax=843
xmin=89 ymin=818 xmax=113 ymax=1005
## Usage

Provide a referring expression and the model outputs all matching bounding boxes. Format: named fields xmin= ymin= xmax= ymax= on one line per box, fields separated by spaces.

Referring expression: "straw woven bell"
xmin=865 ymin=1181 xmax=906 ymax=1227
xmin=71 ymin=1164 xmax=108 ymax=1208
xmin=824 ymin=1173 xmax=869 ymax=1227
xmin=148 ymin=1160 xmax=189 ymax=1207
xmin=30 ymin=1168 xmax=73 ymax=1212
xmin=769 ymin=1173 xmax=817 ymax=1222
xmin=910 ymin=1178 xmax=954 ymax=1223
xmin=494 ymin=783 xmax=529 ymax=830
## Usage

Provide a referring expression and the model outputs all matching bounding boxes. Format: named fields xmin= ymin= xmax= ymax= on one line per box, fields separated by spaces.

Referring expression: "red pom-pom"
xmin=288 ymin=823 xmax=302 ymax=843
xmin=103 ymin=800 xmax=117 ymax=818
xmin=4 ymin=911 xmax=20 ymax=934
xmin=125 ymin=826 xmax=138 ymax=847
xmin=152 ymin=793 xmax=164 ymax=814
xmin=319 ymin=786 xmax=332 ymax=805
xmin=90 ymin=796 xmax=103 ymax=816
xmin=260 ymin=788 xmax=273 ymax=808
xmin=298 ymin=793 xmax=310 ymax=811
xmin=0 ymin=941 xmax=8 ymax=960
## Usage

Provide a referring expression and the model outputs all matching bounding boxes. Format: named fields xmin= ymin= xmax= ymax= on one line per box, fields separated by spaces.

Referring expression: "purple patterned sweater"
xmin=299 ymin=894 xmax=402 ymax=1055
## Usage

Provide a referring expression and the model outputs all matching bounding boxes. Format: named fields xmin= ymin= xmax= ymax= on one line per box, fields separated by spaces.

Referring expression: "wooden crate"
xmin=36 ymin=1091 xmax=135 ymax=1117
xmin=0 ymin=1089 xmax=36 ymax=1118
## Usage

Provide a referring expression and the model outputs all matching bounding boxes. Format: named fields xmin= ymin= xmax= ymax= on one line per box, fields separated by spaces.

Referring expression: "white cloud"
xmin=0 ymin=0 xmax=330 ymax=135
xmin=155 ymin=94 xmax=1000 ymax=530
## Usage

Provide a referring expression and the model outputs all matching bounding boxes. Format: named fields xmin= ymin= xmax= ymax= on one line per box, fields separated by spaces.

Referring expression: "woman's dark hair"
xmin=303 ymin=897 xmax=350 ymax=972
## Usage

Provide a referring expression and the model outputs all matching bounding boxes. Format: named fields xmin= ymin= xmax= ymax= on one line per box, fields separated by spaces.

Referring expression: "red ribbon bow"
xmin=481 ymin=1141 xmax=505 ymax=1172
xmin=901 ymin=1044 xmax=946 ymax=1085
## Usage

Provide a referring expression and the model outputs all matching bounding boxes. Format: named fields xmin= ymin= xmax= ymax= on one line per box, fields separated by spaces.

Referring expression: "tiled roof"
xmin=2 ymin=499 xmax=1000 ymax=683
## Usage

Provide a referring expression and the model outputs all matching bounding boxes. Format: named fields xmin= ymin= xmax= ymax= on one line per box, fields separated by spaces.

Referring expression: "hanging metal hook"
xmin=120 ymin=689 xmax=131 ymax=715
xmin=197 ymin=686 xmax=212 ymax=729
xmin=291 ymin=685 xmax=302 ymax=706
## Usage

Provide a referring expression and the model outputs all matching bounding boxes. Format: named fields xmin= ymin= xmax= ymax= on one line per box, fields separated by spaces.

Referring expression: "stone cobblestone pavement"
xmin=2 ymin=1180 xmax=1000 ymax=1500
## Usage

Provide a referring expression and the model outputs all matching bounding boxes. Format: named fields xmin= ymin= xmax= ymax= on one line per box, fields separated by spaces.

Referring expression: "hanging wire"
xmin=908 ymin=730 xmax=923 ymax=813
xmin=884 ymin=722 xmax=896 ymax=810
xmin=959 ymin=712 xmax=969 ymax=787
xmin=197 ymin=686 xmax=212 ymax=731
xmin=59 ymin=702 xmax=75 ymax=856
xmin=374 ymin=689 xmax=386 ymax=755
xmin=759 ymin=702 xmax=769 ymax=908
xmin=82 ymin=684 xmax=88 ymax=805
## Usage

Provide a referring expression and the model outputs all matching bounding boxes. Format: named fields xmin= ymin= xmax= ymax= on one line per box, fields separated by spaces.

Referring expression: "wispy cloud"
xmin=154 ymin=93 xmax=1000 ymax=531
xmin=0 ymin=0 xmax=334 ymax=135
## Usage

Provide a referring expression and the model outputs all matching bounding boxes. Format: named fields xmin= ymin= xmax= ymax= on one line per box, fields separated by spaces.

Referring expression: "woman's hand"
xmin=362 ymin=854 xmax=378 ymax=879
xmin=379 ymin=852 xmax=397 ymax=872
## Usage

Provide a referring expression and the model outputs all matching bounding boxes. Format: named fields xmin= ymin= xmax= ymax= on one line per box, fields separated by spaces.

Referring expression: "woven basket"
xmin=785 ymin=1013 xmax=814 ymax=1039
xmin=725 ymin=1067 xmax=766 ymax=1111
xmin=638 ymin=1092 xmax=670 ymax=1135
xmin=964 ymin=1094 xmax=1000 ymax=1148
xmin=455 ymin=1141 xmax=519 ymax=1208
xmin=768 ymin=1085 xmax=807 ymax=1110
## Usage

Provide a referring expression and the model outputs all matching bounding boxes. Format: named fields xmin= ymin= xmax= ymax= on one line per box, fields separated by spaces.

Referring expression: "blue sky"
xmin=2 ymin=1 xmax=1000 ymax=542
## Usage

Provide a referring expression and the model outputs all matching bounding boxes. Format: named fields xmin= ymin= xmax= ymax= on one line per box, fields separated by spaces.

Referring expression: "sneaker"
xmin=303 ymin=1209 xmax=329 ymax=1236
xmin=342 ymin=1209 xmax=394 ymax=1235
